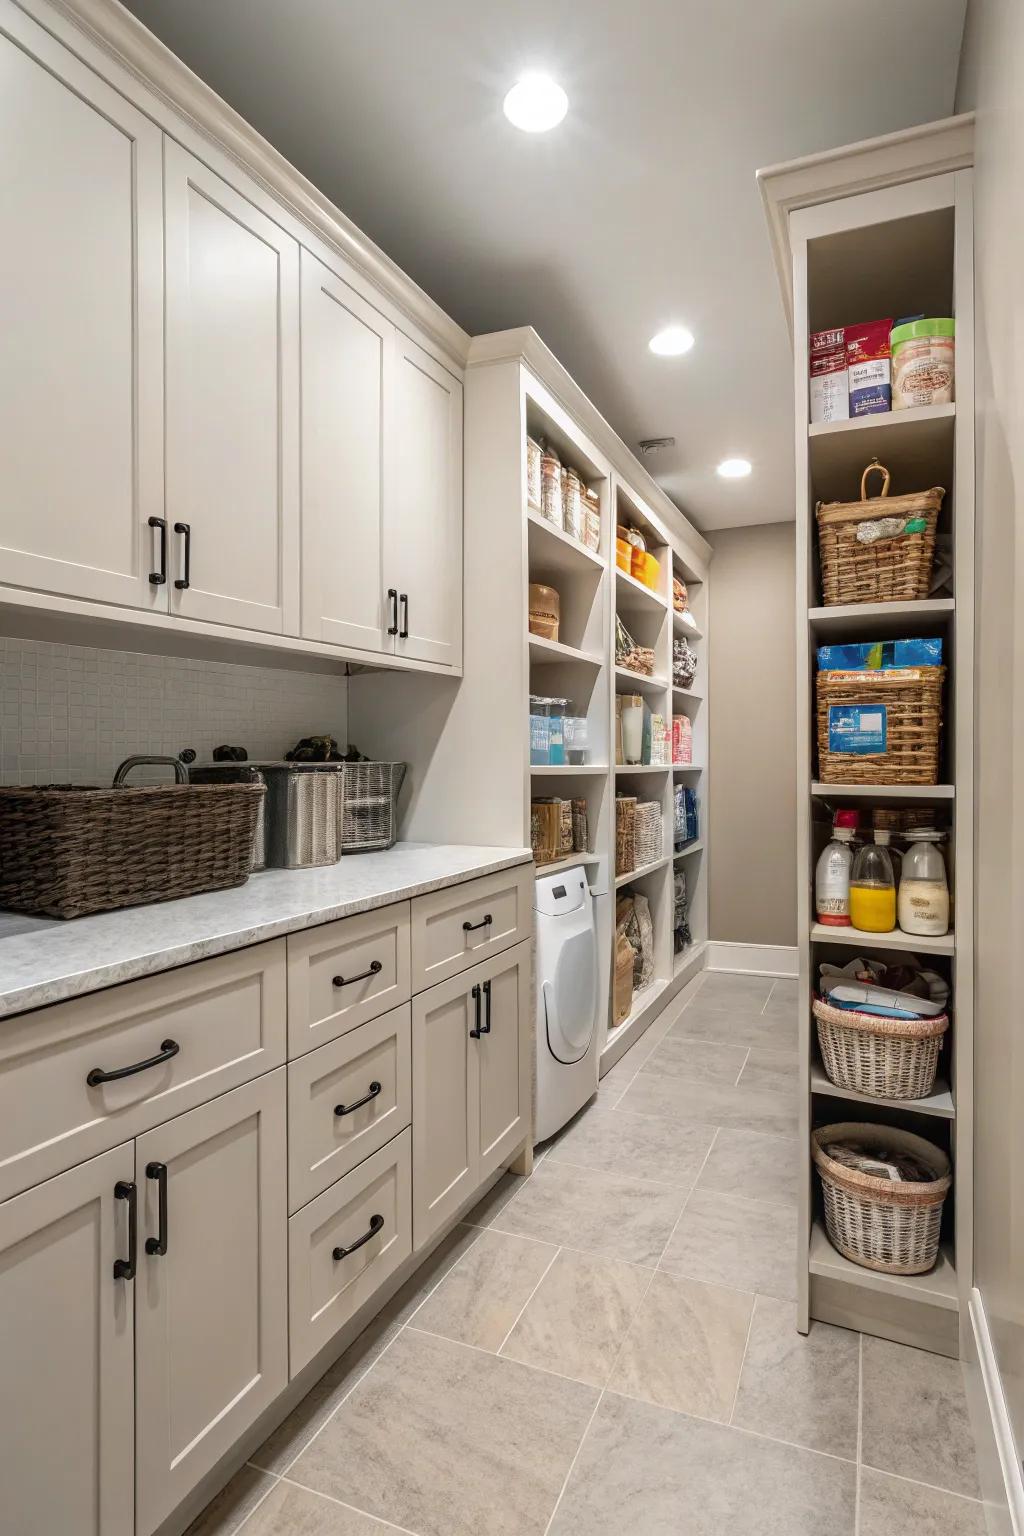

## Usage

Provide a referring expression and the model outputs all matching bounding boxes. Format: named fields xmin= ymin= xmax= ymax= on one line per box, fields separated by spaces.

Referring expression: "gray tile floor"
xmin=190 ymin=971 xmax=984 ymax=1536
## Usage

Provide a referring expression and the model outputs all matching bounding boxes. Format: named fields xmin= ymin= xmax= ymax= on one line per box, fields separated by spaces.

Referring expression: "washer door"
xmin=544 ymin=926 xmax=597 ymax=1064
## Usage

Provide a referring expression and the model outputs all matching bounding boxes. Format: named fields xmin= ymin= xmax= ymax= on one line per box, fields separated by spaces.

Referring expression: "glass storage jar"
xmin=526 ymin=436 xmax=543 ymax=510
xmin=897 ymin=828 xmax=950 ymax=936
xmin=540 ymin=448 xmax=563 ymax=527
xmin=849 ymin=836 xmax=896 ymax=933
xmin=561 ymin=468 xmax=584 ymax=542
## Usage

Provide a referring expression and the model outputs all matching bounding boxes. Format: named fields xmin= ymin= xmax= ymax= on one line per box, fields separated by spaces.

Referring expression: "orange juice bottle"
xmin=849 ymin=838 xmax=896 ymax=932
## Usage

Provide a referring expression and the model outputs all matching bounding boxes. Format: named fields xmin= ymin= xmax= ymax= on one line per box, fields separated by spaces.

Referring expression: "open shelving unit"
xmin=782 ymin=152 xmax=974 ymax=1359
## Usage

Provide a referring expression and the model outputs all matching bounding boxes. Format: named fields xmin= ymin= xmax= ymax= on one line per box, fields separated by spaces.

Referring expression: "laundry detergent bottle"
xmin=814 ymin=809 xmax=858 ymax=926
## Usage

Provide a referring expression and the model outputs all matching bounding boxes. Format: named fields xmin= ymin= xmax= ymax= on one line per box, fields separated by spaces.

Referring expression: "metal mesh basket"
xmin=339 ymin=761 xmax=406 ymax=853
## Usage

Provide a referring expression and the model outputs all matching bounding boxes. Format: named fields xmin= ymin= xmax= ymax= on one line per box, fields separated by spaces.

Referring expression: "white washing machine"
xmin=534 ymin=865 xmax=599 ymax=1143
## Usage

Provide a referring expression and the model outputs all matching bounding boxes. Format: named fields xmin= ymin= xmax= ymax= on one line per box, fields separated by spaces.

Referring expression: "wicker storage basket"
xmin=816 ymin=461 xmax=944 ymax=606
xmin=816 ymin=666 xmax=945 ymax=785
xmin=0 ymin=783 xmax=264 ymax=919
xmin=813 ymin=997 xmax=949 ymax=1100
xmin=615 ymin=796 xmax=637 ymax=877
xmin=634 ymin=802 xmax=663 ymax=867
xmin=812 ymin=1122 xmax=951 ymax=1275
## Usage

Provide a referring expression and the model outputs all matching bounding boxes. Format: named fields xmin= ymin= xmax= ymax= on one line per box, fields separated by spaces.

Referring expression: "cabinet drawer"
xmin=410 ymin=866 xmax=532 ymax=991
xmin=287 ymin=902 xmax=411 ymax=1056
xmin=288 ymin=1128 xmax=412 ymax=1376
xmin=0 ymin=942 xmax=287 ymax=1203
xmin=287 ymin=1004 xmax=411 ymax=1212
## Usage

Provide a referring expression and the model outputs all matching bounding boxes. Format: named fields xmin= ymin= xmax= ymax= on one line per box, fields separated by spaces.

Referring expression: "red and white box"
xmin=809 ymin=327 xmax=848 ymax=424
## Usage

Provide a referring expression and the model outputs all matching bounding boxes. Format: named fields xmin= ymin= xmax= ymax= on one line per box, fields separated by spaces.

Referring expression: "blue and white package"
xmin=817 ymin=637 xmax=943 ymax=672
xmin=828 ymin=705 xmax=887 ymax=755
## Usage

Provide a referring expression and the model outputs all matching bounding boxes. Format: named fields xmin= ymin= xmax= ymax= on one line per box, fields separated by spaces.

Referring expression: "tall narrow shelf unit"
xmin=762 ymin=121 xmax=975 ymax=1358
xmin=461 ymin=329 xmax=712 ymax=1081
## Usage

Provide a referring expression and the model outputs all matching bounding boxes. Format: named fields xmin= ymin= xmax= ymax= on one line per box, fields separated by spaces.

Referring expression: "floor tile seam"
xmin=279 ymin=1474 xmax=425 ymax=1536
xmin=688 ymin=1180 xmax=800 ymax=1215
xmin=734 ymin=1047 xmax=752 ymax=1087
xmin=857 ymin=1456 xmax=985 ymax=1504
xmin=654 ymin=1127 xmax=719 ymax=1273
xmin=270 ymin=1219 xmax=493 ymax=1480
xmin=493 ymin=1243 xmax=563 ymax=1355
xmin=726 ymin=1290 xmax=759 ymax=1427
xmin=654 ymin=1256 xmax=784 ymax=1305
xmin=228 ymin=1468 xmax=284 ymax=1536
xmin=609 ymin=1094 xmax=798 ymax=1141
xmin=854 ymin=1332 xmax=864 ymax=1536
xmin=601 ymin=1384 xmax=860 ymax=1468
xmin=762 ymin=979 xmax=779 ymax=1014
xmin=543 ymin=1150 xmax=701 ymax=1193
xmin=404 ymin=1320 xmax=604 ymax=1394
xmin=466 ymin=1217 xmax=660 ymax=1273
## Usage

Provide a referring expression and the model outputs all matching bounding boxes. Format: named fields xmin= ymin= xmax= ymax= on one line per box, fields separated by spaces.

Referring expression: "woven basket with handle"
xmin=813 ymin=996 xmax=949 ymax=1100
xmin=816 ymin=665 xmax=945 ymax=785
xmin=816 ymin=460 xmax=944 ymax=605
xmin=812 ymin=1122 xmax=951 ymax=1275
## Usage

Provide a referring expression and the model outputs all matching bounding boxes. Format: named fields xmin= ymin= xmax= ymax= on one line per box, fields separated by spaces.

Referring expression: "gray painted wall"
xmin=956 ymin=0 xmax=1024 ymax=1473
xmin=707 ymin=522 xmax=797 ymax=947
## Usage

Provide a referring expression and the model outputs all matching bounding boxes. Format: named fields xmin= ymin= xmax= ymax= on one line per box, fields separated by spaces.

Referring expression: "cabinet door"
xmin=0 ymin=1143 xmax=134 ymax=1536
xmin=134 ymin=1072 xmax=287 ymax=1536
xmin=411 ymin=968 xmax=479 ymax=1249
xmin=165 ymin=141 xmax=300 ymax=635
xmin=390 ymin=334 xmax=463 ymax=667
xmin=301 ymin=250 xmax=394 ymax=654
xmin=476 ymin=942 xmax=531 ymax=1181
xmin=0 ymin=5 xmax=163 ymax=610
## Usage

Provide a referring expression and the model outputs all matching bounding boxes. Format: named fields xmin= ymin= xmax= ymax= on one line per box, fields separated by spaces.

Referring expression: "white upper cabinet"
xmin=391 ymin=335 xmax=463 ymax=667
xmin=164 ymin=142 xmax=300 ymax=635
xmin=301 ymin=251 xmax=392 ymax=653
xmin=0 ymin=6 xmax=163 ymax=610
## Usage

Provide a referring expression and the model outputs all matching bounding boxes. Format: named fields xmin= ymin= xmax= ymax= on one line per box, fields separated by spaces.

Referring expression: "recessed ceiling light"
xmin=648 ymin=325 xmax=695 ymax=357
xmin=502 ymin=74 xmax=568 ymax=133
xmin=717 ymin=457 xmax=752 ymax=479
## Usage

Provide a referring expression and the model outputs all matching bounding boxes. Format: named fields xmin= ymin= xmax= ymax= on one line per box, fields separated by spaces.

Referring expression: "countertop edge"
xmin=0 ymin=846 xmax=534 ymax=1020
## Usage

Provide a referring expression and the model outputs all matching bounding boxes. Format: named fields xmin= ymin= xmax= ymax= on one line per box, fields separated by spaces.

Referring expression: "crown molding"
xmin=757 ymin=113 xmax=975 ymax=337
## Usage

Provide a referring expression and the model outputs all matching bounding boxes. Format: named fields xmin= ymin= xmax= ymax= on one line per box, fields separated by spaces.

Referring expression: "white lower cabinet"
xmin=0 ymin=1143 xmax=135 ymax=1536
xmin=413 ymin=940 xmax=530 ymax=1249
xmin=134 ymin=1071 xmax=288 ymax=1536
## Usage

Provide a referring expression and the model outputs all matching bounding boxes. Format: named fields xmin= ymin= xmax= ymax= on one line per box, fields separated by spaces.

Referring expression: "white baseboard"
xmin=967 ymin=1289 xmax=1024 ymax=1536
xmin=706 ymin=940 xmax=798 ymax=978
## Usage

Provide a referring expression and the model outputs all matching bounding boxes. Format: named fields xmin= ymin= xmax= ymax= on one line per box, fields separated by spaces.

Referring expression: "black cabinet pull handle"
xmin=387 ymin=588 xmax=399 ymax=636
xmin=463 ymin=914 xmax=493 ymax=933
xmin=334 ymin=1081 xmax=382 ymax=1117
xmin=333 ymin=1213 xmax=384 ymax=1261
xmin=332 ymin=960 xmax=382 ymax=988
xmin=174 ymin=521 xmax=191 ymax=590
xmin=145 ymin=1162 xmax=168 ymax=1256
xmin=469 ymin=982 xmax=483 ymax=1039
xmin=87 ymin=1039 xmax=179 ymax=1087
xmin=113 ymin=1181 xmax=137 ymax=1281
xmin=480 ymin=978 xmax=493 ymax=1035
xmin=399 ymin=593 xmax=409 ymax=639
xmin=148 ymin=516 xmax=167 ymax=586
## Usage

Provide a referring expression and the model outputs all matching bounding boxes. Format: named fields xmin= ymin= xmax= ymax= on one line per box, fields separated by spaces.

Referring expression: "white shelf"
xmin=527 ymin=510 xmax=604 ymax=575
xmin=811 ymin=782 xmax=954 ymax=801
xmin=808 ymin=1221 xmax=958 ymax=1311
xmin=530 ymin=763 xmax=608 ymax=777
xmin=615 ymin=565 xmax=668 ymax=614
xmin=809 ymin=922 xmax=955 ymax=955
xmin=604 ymin=977 xmax=670 ymax=1055
xmin=807 ymin=404 xmax=956 ymax=489
xmin=673 ymin=762 xmax=704 ymax=773
xmin=614 ymin=854 xmax=670 ymax=889
xmin=615 ymin=763 xmax=670 ymax=775
xmin=809 ymin=599 xmax=955 ymax=638
xmin=615 ymin=666 xmax=669 ymax=696
xmin=674 ymin=940 xmax=707 ymax=980
xmin=808 ymin=402 xmax=955 ymax=440
xmin=535 ymin=852 xmax=600 ymax=879
xmin=528 ymin=634 xmax=602 ymax=667
xmin=674 ymin=839 xmax=704 ymax=858
xmin=810 ymin=1061 xmax=954 ymax=1119
xmin=673 ymin=610 xmax=703 ymax=640
xmin=672 ymin=686 xmax=703 ymax=704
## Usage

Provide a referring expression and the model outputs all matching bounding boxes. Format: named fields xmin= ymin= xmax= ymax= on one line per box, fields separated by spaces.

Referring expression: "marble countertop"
xmin=0 ymin=842 xmax=533 ymax=1019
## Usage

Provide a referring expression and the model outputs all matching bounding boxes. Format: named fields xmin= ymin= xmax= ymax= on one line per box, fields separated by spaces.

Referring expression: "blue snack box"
xmin=816 ymin=637 xmax=943 ymax=672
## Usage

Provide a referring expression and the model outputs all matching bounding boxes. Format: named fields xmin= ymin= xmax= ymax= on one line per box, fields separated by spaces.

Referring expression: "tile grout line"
xmin=543 ymin=1151 xmax=703 ymax=1192
xmin=854 ymin=1332 xmax=864 ymax=1536
xmin=279 ymin=1475 xmax=425 ymax=1536
xmin=726 ymin=1291 xmax=758 ymax=1427
xmin=404 ymin=1321 xmax=613 ymax=1393
xmin=733 ymin=1046 xmax=752 ymax=1087
xmin=494 ymin=1243 xmax=563 ymax=1356
xmin=762 ymin=979 xmax=778 ymax=1014
xmin=855 ymin=1463 xmax=988 ymax=1506
xmin=655 ymin=1126 xmax=720 ymax=1274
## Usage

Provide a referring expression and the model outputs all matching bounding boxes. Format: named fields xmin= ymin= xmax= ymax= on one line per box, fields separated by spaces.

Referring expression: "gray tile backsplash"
xmin=0 ymin=637 xmax=348 ymax=786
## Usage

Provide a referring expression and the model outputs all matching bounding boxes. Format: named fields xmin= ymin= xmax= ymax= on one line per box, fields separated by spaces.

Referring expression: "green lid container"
xmin=890 ymin=317 xmax=956 ymax=348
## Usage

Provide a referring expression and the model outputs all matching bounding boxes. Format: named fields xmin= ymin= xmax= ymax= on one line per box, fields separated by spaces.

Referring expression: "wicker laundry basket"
xmin=634 ymin=802 xmax=663 ymax=867
xmin=812 ymin=1122 xmax=951 ymax=1275
xmin=615 ymin=796 xmax=637 ymax=877
xmin=816 ymin=666 xmax=945 ymax=785
xmin=816 ymin=461 xmax=944 ymax=606
xmin=813 ymin=997 xmax=949 ymax=1100
xmin=0 ymin=781 xmax=264 ymax=919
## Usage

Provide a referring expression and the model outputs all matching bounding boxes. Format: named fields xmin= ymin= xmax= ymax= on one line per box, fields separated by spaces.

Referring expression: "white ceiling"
xmin=121 ymin=0 xmax=966 ymax=531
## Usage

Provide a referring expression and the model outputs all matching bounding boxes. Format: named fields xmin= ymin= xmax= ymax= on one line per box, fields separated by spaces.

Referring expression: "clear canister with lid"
xmin=526 ymin=437 xmax=543 ymax=510
xmin=545 ymin=697 xmax=570 ymax=766
xmin=897 ymin=827 xmax=950 ymax=936
xmin=582 ymin=485 xmax=601 ymax=551
xmin=540 ymin=447 xmax=563 ymax=527
xmin=849 ymin=835 xmax=896 ymax=933
xmin=529 ymin=696 xmax=551 ymax=765
xmin=562 ymin=468 xmax=584 ymax=542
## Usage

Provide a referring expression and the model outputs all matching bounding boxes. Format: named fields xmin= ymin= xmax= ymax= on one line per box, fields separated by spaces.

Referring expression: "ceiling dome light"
xmin=648 ymin=325 xmax=695 ymax=357
xmin=502 ymin=74 xmax=568 ymax=133
xmin=717 ymin=457 xmax=752 ymax=479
